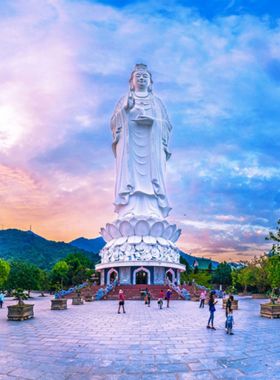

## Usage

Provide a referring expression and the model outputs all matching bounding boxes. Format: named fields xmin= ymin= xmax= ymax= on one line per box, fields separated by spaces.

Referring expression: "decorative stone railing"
xmin=94 ymin=278 xmax=118 ymax=301
xmin=166 ymin=279 xmax=190 ymax=300
xmin=55 ymin=283 xmax=86 ymax=299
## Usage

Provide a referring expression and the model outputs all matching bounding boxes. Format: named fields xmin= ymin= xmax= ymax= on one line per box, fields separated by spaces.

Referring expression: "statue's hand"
xmin=132 ymin=115 xmax=154 ymax=126
xmin=124 ymin=96 xmax=135 ymax=111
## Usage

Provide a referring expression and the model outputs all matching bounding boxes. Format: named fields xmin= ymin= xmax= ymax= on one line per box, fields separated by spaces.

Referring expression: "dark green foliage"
xmin=50 ymin=252 xmax=96 ymax=288
xmin=194 ymin=265 xmax=199 ymax=274
xmin=0 ymin=229 xmax=99 ymax=271
xmin=180 ymin=256 xmax=190 ymax=274
xmin=4 ymin=260 xmax=40 ymax=293
xmin=212 ymin=261 xmax=232 ymax=285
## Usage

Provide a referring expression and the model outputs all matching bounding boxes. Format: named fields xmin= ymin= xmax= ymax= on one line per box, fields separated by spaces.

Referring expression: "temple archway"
xmin=133 ymin=267 xmax=151 ymax=285
xmin=107 ymin=268 xmax=118 ymax=284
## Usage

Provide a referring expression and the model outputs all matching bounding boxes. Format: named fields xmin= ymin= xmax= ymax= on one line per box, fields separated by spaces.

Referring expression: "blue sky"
xmin=0 ymin=0 xmax=280 ymax=261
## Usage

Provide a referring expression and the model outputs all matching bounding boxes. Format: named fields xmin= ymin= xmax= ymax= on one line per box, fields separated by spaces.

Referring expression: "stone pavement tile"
xmin=122 ymin=363 xmax=156 ymax=374
xmin=27 ymin=350 xmax=53 ymax=356
xmin=218 ymin=359 xmax=251 ymax=369
xmin=50 ymin=351 xmax=77 ymax=358
xmin=0 ymin=364 xmax=16 ymax=376
xmin=129 ymin=354 xmax=155 ymax=361
xmin=104 ymin=375 xmax=140 ymax=380
xmin=38 ymin=374 xmax=69 ymax=380
xmin=188 ymin=360 xmax=221 ymax=371
xmin=142 ymin=374 xmax=177 ymax=380
xmin=35 ymin=363 xmax=68 ymax=373
xmin=76 ymin=353 xmax=102 ymax=360
xmin=55 ymin=357 xmax=86 ymax=365
xmin=67 ymin=375 xmax=104 ymax=380
xmin=83 ymin=359 xmax=113 ymax=368
xmin=178 ymin=371 xmax=216 ymax=379
xmin=28 ymin=355 xmax=58 ymax=364
xmin=9 ymin=368 xmax=44 ymax=380
xmin=89 ymin=362 xmax=124 ymax=374
xmin=211 ymin=368 xmax=245 ymax=379
xmin=64 ymin=365 xmax=92 ymax=373
xmin=0 ymin=376 xmax=17 ymax=380
xmin=157 ymin=364 xmax=189 ymax=373
xmin=5 ymin=359 xmax=38 ymax=369
xmin=237 ymin=363 xmax=272 ymax=375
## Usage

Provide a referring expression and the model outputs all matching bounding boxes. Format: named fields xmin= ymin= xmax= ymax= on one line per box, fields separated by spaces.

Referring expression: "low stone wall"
xmin=252 ymin=294 xmax=269 ymax=299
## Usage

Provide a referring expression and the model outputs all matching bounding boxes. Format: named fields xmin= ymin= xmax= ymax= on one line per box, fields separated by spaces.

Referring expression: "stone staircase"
xmin=61 ymin=284 xmax=206 ymax=301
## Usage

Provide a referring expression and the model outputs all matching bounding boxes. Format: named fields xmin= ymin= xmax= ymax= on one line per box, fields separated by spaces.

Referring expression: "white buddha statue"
xmin=111 ymin=64 xmax=172 ymax=220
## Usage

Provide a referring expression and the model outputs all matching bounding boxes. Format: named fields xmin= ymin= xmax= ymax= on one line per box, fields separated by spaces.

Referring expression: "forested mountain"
xmin=69 ymin=236 xmax=106 ymax=252
xmin=0 ymin=229 xmax=100 ymax=271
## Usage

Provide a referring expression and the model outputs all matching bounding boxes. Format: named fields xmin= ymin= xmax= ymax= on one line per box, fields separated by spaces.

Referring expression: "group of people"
xmin=118 ymin=288 xmax=173 ymax=313
xmin=206 ymin=291 xmax=235 ymax=334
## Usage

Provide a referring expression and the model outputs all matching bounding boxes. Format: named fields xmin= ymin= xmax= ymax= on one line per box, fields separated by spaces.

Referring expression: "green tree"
xmin=193 ymin=265 xmax=199 ymax=274
xmin=38 ymin=270 xmax=50 ymax=297
xmin=0 ymin=258 xmax=10 ymax=287
xmin=267 ymin=253 xmax=280 ymax=304
xmin=51 ymin=261 xmax=69 ymax=287
xmin=212 ymin=262 xmax=232 ymax=285
xmin=192 ymin=272 xmax=212 ymax=288
xmin=4 ymin=260 xmax=40 ymax=294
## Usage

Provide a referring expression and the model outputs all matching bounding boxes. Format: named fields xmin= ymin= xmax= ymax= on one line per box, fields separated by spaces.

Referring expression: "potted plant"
xmin=84 ymin=281 xmax=93 ymax=302
xmin=51 ymin=284 xmax=67 ymax=310
xmin=260 ymin=246 xmax=280 ymax=318
xmin=7 ymin=288 xmax=34 ymax=321
xmin=72 ymin=287 xmax=83 ymax=305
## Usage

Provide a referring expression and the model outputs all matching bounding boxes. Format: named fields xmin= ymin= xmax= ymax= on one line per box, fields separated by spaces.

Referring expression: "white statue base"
xmin=96 ymin=215 xmax=185 ymax=285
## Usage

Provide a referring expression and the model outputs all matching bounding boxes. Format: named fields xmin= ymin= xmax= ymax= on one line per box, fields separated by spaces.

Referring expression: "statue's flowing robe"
xmin=111 ymin=93 xmax=172 ymax=219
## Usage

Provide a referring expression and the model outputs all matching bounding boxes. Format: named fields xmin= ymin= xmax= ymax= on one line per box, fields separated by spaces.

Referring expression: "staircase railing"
xmin=166 ymin=279 xmax=190 ymax=300
xmin=94 ymin=278 xmax=118 ymax=301
xmin=55 ymin=283 xmax=86 ymax=299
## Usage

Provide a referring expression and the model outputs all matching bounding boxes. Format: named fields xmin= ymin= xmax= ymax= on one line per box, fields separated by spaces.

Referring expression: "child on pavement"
xmin=226 ymin=310 xmax=235 ymax=335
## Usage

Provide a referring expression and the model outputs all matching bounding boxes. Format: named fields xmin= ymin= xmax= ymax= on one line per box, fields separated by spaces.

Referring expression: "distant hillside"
xmin=69 ymin=236 xmax=106 ymax=253
xmin=180 ymin=250 xmax=219 ymax=269
xmin=0 ymin=229 xmax=100 ymax=271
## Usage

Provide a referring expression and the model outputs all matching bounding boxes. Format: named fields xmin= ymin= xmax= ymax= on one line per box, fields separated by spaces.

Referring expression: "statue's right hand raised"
xmin=124 ymin=96 xmax=135 ymax=111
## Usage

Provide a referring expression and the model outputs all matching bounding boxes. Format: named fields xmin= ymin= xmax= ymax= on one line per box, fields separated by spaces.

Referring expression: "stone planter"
xmin=252 ymin=294 xmax=269 ymax=299
xmin=238 ymin=292 xmax=252 ymax=297
xmin=85 ymin=295 xmax=94 ymax=302
xmin=223 ymin=299 xmax=239 ymax=310
xmin=51 ymin=299 xmax=67 ymax=310
xmin=260 ymin=304 xmax=280 ymax=319
xmin=7 ymin=304 xmax=34 ymax=321
xmin=72 ymin=297 xmax=84 ymax=305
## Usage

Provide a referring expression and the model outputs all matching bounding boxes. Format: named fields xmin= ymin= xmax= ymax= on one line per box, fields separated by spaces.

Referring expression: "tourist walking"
xmin=147 ymin=289 xmax=151 ymax=307
xmin=199 ymin=289 xmax=206 ymax=308
xmin=225 ymin=295 xmax=234 ymax=329
xmin=158 ymin=289 xmax=164 ymax=309
xmin=118 ymin=290 xmax=126 ymax=314
xmin=207 ymin=291 xmax=218 ymax=330
xmin=0 ymin=292 xmax=4 ymax=308
xmin=226 ymin=309 xmax=235 ymax=335
xmin=166 ymin=289 xmax=172 ymax=308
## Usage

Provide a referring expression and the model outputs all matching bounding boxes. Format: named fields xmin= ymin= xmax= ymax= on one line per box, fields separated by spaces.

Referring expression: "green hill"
xmin=0 ymin=229 xmax=100 ymax=271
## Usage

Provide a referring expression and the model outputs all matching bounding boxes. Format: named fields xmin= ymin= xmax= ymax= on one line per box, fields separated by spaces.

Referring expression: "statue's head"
xmin=129 ymin=63 xmax=153 ymax=93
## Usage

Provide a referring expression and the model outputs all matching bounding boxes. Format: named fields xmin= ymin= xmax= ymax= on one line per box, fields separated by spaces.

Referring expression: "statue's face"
xmin=132 ymin=70 xmax=151 ymax=90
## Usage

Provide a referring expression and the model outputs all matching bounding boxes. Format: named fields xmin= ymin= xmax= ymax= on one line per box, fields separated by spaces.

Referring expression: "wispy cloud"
xmin=0 ymin=0 xmax=279 ymax=260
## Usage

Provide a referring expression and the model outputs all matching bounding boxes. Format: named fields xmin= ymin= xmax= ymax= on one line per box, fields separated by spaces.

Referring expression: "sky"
xmin=0 ymin=0 xmax=280 ymax=262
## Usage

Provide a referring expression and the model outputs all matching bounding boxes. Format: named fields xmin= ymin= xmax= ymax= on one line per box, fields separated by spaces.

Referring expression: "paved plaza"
xmin=1 ymin=295 xmax=280 ymax=380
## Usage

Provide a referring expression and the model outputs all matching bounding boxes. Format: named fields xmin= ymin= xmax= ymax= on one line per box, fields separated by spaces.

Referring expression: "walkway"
xmin=0 ymin=295 xmax=280 ymax=379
